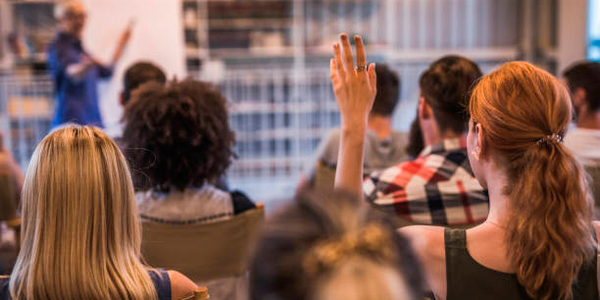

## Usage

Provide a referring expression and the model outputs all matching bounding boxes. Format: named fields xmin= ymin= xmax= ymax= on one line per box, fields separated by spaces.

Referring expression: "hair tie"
xmin=536 ymin=133 xmax=563 ymax=146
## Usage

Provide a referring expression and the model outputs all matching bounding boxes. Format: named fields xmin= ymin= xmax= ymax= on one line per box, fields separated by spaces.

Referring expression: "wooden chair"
xmin=141 ymin=204 xmax=265 ymax=283
xmin=181 ymin=287 xmax=210 ymax=300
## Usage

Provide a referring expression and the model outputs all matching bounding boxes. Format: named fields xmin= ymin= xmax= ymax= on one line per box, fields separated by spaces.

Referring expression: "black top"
xmin=0 ymin=269 xmax=171 ymax=300
xmin=445 ymin=228 xmax=598 ymax=300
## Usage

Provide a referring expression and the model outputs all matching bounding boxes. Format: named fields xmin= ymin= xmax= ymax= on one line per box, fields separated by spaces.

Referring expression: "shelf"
xmin=230 ymin=101 xmax=337 ymax=115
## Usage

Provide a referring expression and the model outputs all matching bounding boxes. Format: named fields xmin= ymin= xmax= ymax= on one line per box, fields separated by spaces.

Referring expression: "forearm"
xmin=109 ymin=42 xmax=126 ymax=66
xmin=334 ymin=121 xmax=366 ymax=197
xmin=66 ymin=61 xmax=94 ymax=79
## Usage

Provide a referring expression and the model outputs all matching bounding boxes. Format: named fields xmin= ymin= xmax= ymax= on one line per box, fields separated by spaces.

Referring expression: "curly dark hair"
xmin=121 ymin=80 xmax=235 ymax=192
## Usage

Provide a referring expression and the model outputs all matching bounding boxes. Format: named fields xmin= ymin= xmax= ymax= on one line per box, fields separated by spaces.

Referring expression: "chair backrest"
xmin=141 ymin=204 xmax=265 ymax=282
xmin=314 ymin=163 xmax=336 ymax=190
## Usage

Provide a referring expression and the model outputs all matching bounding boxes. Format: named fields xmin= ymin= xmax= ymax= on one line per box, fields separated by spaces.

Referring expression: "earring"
xmin=471 ymin=147 xmax=480 ymax=160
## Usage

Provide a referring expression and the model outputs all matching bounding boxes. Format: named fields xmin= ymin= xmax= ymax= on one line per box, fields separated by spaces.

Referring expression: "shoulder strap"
xmin=149 ymin=269 xmax=172 ymax=300
xmin=445 ymin=228 xmax=467 ymax=249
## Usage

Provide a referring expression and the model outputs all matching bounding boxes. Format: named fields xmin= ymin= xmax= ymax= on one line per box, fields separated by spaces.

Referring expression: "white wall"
xmin=557 ymin=0 xmax=588 ymax=72
xmin=81 ymin=0 xmax=186 ymax=136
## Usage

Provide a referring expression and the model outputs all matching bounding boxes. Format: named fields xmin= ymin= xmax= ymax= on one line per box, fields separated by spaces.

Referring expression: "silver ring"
xmin=355 ymin=65 xmax=367 ymax=72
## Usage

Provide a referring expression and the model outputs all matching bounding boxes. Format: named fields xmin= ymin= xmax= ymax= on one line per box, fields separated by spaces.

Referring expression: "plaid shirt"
xmin=363 ymin=138 xmax=488 ymax=225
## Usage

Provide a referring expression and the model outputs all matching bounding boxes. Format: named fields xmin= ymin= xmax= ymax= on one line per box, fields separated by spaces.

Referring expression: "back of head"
xmin=10 ymin=126 xmax=156 ymax=299
xmin=419 ymin=55 xmax=482 ymax=134
xmin=122 ymin=80 xmax=235 ymax=192
xmin=469 ymin=61 xmax=595 ymax=300
xmin=563 ymin=61 xmax=600 ymax=112
xmin=122 ymin=61 xmax=167 ymax=105
xmin=250 ymin=189 xmax=423 ymax=300
xmin=371 ymin=64 xmax=401 ymax=117
xmin=54 ymin=0 xmax=83 ymax=20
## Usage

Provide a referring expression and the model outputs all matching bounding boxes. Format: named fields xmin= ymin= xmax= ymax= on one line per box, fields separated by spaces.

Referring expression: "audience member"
xmin=337 ymin=47 xmax=600 ymax=298
xmin=0 ymin=132 xmax=24 ymax=274
xmin=562 ymin=62 xmax=600 ymax=217
xmin=303 ymin=64 xmax=408 ymax=189
xmin=121 ymin=61 xmax=167 ymax=106
xmin=363 ymin=56 xmax=488 ymax=226
xmin=47 ymin=1 xmax=131 ymax=128
xmin=0 ymin=126 xmax=197 ymax=299
xmin=121 ymin=80 xmax=255 ymax=299
xmin=405 ymin=117 xmax=424 ymax=160
xmin=250 ymin=188 xmax=424 ymax=300
xmin=563 ymin=61 xmax=600 ymax=167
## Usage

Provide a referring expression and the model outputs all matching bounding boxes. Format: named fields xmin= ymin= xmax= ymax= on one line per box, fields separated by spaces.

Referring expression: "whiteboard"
xmin=81 ymin=0 xmax=186 ymax=136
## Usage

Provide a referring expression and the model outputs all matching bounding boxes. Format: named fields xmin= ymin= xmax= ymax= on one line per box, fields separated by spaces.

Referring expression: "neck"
xmin=422 ymin=125 xmax=461 ymax=147
xmin=367 ymin=115 xmax=393 ymax=140
xmin=482 ymin=163 xmax=511 ymax=227
xmin=576 ymin=111 xmax=600 ymax=130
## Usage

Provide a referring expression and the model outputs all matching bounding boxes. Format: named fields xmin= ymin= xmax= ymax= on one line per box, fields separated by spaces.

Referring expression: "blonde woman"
xmin=333 ymin=35 xmax=600 ymax=300
xmin=0 ymin=126 xmax=197 ymax=299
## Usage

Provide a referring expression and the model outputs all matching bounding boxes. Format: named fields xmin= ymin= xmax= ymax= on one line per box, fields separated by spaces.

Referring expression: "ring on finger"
xmin=355 ymin=65 xmax=368 ymax=72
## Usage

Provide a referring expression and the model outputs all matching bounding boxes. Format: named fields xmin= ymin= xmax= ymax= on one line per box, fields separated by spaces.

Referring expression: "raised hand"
xmin=330 ymin=33 xmax=376 ymax=196
xmin=330 ymin=34 xmax=377 ymax=129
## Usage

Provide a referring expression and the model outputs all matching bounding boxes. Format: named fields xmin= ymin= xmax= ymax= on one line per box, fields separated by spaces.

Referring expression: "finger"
xmin=354 ymin=35 xmax=367 ymax=76
xmin=368 ymin=63 xmax=377 ymax=95
xmin=333 ymin=43 xmax=347 ymax=81
xmin=339 ymin=33 xmax=355 ymax=74
xmin=330 ymin=59 xmax=339 ymax=85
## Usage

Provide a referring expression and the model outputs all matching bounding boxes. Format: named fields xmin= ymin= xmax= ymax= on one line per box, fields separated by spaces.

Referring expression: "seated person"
xmin=562 ymin=61 xmax=600 ymax=167
xmin=0 ymin=132 xmax=24 ymax=274
xmin=121 ymin=61 xmax=167 ymax=106
xmin=333 ymin=36 xmax=600 ymax=299
xmin=562 ymin=62 xmax=600 ymax=217
xmin=302 ymin=64 xmax=408 ymax=189
xmin=121 ymin=80 xmax=255 ymax=299
xmin=363 ymin=56 xmax=489 ymax=226
xmin=0 ymin=126 xmax=196 ymax=299
xmin=250 ymin=188 xmax=424 ymax=300
xmin=113 ymin=61 xmax=166 ymax=148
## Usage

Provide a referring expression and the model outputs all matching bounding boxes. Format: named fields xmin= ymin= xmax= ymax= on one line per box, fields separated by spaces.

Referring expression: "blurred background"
xmin=0 ymin=0 xmax=594 ymax=207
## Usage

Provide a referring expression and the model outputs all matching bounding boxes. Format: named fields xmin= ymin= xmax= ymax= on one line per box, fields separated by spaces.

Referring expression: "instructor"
xmin=47 ymin=1 xmax=131 ymax=128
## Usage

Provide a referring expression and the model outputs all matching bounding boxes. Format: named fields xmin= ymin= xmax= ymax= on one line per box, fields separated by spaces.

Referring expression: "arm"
xmin=66 ymin=54 xmax=96 ymax=80
xmin=109 ymin=23 xmax=133 ymax=66
xmin=87 ymin=23 xmax=133 ymax=79
xmin=330 ymin=34 xmax=377 ymax=196
xmin=400 ymin=226 xmax=447 ymax=300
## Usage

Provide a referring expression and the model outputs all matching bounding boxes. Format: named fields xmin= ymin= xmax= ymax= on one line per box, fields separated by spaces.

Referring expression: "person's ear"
xmin=474 ymin=122 xmax=484 ymax=157
xmin=573 ymin=88 xmax=587 ymax=109
xmin=417 ymin=96 xmax=433 ymax=121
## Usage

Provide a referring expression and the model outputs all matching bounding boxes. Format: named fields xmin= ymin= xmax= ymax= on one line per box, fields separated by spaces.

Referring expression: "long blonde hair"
xmin=10 ymin=126 xmax=157 ymax=300
xmin=469 ymin=62 xmax=595 ymax=299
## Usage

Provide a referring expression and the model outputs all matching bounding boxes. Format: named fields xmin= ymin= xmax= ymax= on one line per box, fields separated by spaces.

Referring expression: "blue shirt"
xmin=47 ymin=32 xmax=112 ymax=128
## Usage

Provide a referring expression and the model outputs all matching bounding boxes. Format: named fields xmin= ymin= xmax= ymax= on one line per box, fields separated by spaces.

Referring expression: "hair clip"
xmin=536 ymin=133 xmax=564 ymax=146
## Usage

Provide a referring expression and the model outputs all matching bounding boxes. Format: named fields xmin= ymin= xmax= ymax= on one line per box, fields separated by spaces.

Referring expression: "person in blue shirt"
xmin=47 ymin=0 xmax=131 ymax=128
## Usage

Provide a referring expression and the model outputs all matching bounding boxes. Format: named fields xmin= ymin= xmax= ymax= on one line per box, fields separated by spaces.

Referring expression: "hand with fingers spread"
xmin=330 ymin=34 xmax=377 ymax=130
xmin=331 ymin=33 xmax=377 ymax=197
